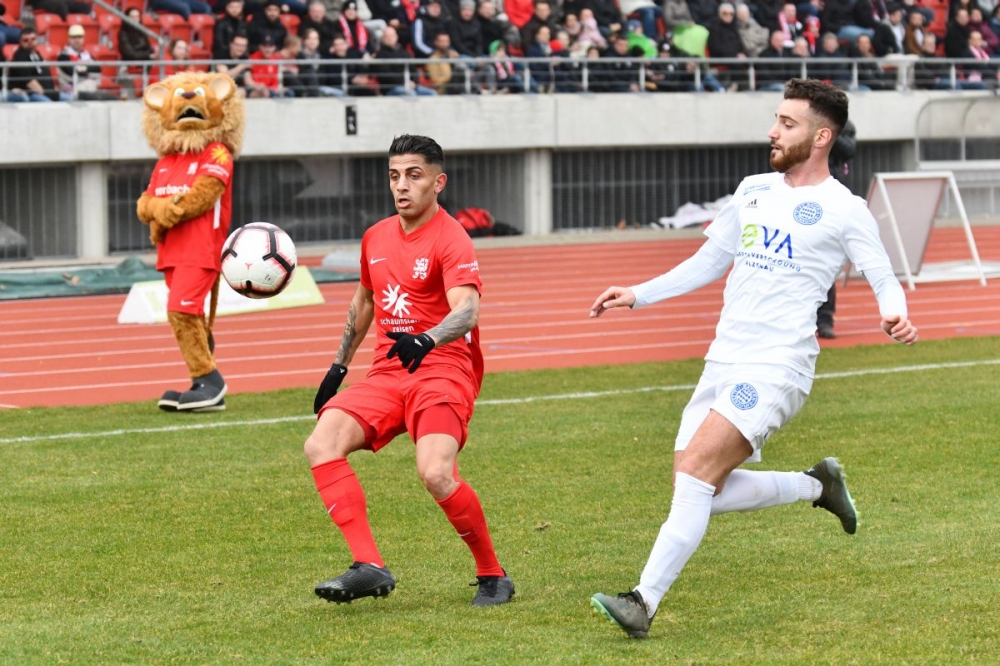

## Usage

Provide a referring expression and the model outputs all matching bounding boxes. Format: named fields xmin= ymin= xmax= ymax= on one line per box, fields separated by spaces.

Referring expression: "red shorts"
xmin=164 ymin=266 xmax=218 ymax=316
xmin=321 ymin=369 xmax=476 ymax=451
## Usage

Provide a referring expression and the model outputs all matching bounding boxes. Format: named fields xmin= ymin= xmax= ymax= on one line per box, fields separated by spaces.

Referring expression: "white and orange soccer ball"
xmin=221 ymin=222 xmax=297 ymax=299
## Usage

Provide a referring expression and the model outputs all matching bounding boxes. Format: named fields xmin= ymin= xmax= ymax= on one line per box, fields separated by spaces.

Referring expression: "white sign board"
xmin=118 ymin=266 xmax=326 ymax=324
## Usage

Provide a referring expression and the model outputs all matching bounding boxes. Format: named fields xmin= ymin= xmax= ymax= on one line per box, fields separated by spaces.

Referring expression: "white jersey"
xmin=704 ymin=171 xmax=893 ymax=377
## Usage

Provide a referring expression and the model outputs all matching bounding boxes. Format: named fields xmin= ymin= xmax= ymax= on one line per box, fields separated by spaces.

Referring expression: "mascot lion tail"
xmin=207 ymin=275 xmax=220 ymax=353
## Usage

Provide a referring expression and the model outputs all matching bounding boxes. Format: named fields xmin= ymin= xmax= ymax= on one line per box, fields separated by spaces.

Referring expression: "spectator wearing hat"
xmin=7 ymin=28 xmax=70 ymax=102
xmin=485 ymin=38 xmax=531 ymax=92
xmin=58 ymin=24 xmax=118 ymax=100
xmin=299 ymin=1 xmax=340 ymax=54
xmin=413 ymin=0 xmax=452 ymax=56
xmin=150 ymin=0 xmax=213 ymax=21
xmin=373 ymin=24 xmax=437 ymax=94
xmin=248 ymin=33 xmax=296 ymax=95
xmin=449 ymin=0 xmax=485 ymax=55
xmin=249 ymin=0 xmax=290 ymax=53
xmin=872 ymin=1 xmax=904 ymax=55
xmin=339 ymin=1 xmax=374 ymax=53
xmin=213 ymin=0 xmax=248 ymax=60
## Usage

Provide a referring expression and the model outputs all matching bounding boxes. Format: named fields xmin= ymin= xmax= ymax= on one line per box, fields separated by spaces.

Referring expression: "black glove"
xmin=386 ymin=331 xmax=436 ymax=374
xmin=313 ymin=363 xmax=347 ymax=414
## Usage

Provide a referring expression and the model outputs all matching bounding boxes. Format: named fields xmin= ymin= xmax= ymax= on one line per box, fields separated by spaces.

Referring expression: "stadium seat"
xmin=188 ymin=44 xmax=211 ymax=70
xmin=89 ymin=43 xmax=118 ymax=60
xmin=65 ymin=14 xmax=102 ymax=44
xmin=34 ymin=12 xmax=69 ymax=49
xmin=98 ymin=13 xmax=122 ymax=50
xmin=2 ymin=43 xmax=17 ymax=61
xmin=158 ymin=14 xmax=192 ymax=42
xmin=6 ymin=0 xmax=23 ymax=22
xmin=121 ymin=0 xmax=145 ymax=12
xmin=186 ymin=13 xmax=215 ymax=51
xmin=278 ymin=13 xmax=300 ymax=33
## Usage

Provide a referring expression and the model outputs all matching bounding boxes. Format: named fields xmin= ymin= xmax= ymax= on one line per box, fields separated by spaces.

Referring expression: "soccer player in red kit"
xmin=305 ymin=134 xmax=514 ymax=607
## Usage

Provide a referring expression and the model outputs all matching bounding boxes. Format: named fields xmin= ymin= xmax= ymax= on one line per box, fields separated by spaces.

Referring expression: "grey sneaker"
xmin=176 ymin=369 xmax=227 ymax=412
xmin=158 ymin=389 xmax=182 ymax=412
xmin=590 ymin=590 xmax=652 ymax=638
xmin=804 ymin=457 xmax=858 ymax=534
xmin=470 ymin=571 xmax=514 ymax=607
xmin=315 ymin=562 xmax=396 ymax=604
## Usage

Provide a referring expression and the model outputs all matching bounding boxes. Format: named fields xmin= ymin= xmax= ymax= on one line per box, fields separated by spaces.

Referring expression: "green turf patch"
xmin=2 ymin=337 xmax=999 ymax=665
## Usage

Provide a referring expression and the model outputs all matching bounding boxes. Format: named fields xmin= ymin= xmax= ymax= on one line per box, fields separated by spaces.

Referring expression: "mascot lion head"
xmin=142 ymin=72 xmax=245 ymax=157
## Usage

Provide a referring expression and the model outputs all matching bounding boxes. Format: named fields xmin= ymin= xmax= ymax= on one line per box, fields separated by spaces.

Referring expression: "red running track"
xmin=1 ymin=227 xmax=999 ymax=409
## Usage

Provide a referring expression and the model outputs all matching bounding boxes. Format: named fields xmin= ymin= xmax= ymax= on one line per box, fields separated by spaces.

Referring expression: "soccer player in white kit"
xmin=588 ymin=79 xmax=919 ymax=639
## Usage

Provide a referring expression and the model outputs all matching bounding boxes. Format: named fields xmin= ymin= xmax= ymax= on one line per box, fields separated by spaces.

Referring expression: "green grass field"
xmin=2 ymin=337 xmax=999 ymax=665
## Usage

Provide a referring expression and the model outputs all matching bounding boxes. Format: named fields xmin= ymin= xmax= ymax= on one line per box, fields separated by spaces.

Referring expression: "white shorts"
xmin=675 ymin=361 xmax=813 ymax=462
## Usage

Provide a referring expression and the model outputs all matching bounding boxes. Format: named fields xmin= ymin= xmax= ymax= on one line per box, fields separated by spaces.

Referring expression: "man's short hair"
xmin=783 ymin=78 xmax=848 ymax=138
xmin=389 ymin=135 xmax=445 ymax=167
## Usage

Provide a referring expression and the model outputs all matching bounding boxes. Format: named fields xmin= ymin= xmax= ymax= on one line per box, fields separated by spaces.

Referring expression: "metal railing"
xmin=2 ymin=55 xmax=998 ymax=101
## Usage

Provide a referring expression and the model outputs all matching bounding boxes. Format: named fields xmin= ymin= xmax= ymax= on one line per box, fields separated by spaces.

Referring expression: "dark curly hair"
xmin=783 ymin=78 xmax=849 ymax=138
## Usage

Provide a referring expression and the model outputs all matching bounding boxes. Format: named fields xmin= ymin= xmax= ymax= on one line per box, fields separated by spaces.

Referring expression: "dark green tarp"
xmin=0 ymin=258 xmax=358 ymax=301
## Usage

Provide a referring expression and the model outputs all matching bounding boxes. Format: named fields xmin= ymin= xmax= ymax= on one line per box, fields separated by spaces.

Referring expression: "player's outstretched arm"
xmin=589 ymin=287 xmax=636 ymax=318
xmin=881 ymin=315 xmax=919 ymax=345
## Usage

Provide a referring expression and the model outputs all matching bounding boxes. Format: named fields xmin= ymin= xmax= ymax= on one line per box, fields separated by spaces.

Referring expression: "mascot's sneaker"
xmin=176 ymin=369 xmax=227 ymax=412
xmin=158 ymin=389 xmax=183 ymax=412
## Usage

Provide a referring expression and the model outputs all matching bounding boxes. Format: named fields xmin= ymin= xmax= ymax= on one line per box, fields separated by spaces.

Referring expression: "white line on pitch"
xmin=2 ymin=358 xmax=997 ymax=444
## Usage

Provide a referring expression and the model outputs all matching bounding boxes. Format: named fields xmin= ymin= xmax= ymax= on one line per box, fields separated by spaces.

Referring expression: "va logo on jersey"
xmin=741 ymin=224 xmax=794 ymax=259
xmin=381 ymin=283 xmax=411 ymax=317
xmin=730 ymin=383 xmax=758 ymax=410
xmin=793 ymin=202 xmax=823 ymax=225
xmin=412 ymin=258 xmax=429 ymax=280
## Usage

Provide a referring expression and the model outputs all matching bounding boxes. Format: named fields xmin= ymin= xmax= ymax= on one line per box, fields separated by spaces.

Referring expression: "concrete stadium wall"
xmin=0 ymin=89 xmax=990 ymax=166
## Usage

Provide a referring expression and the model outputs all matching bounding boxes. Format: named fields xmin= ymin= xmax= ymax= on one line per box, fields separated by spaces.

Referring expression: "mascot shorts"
xmin=164 ymin=266 xmax=218 ymax=316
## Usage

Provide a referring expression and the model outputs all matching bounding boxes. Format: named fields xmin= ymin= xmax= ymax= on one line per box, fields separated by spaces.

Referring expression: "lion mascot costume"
xmin=136 ymin=72 xmax=245 ymax=413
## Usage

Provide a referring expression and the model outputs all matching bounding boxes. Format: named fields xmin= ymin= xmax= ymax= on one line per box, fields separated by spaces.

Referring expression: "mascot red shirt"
xmin=145 ymin=141 xmax=233 ymax=271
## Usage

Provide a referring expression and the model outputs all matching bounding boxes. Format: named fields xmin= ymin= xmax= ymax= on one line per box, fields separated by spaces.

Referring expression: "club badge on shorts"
xmin=730 ymin=383 xmax=758 ymax=410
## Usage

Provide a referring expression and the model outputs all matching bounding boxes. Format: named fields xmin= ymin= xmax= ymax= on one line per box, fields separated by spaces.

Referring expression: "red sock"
xmin=436 ymin=480 xmax=504 ymax=577
xmin=311 ymin=458 xmax=384 ymax=568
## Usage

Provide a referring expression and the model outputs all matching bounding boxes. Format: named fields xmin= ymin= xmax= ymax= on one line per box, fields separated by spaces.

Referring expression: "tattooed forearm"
xmin=335 ymin=302 xmax=358 ymax=365
xmin=335 ymin=288 xmax=375 ymax=365
xmin=426 ymin=295 xmax=478 ymax=346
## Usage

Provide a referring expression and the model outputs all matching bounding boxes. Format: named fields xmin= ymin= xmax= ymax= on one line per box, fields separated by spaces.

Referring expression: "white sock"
xmin=710 ymin=470 xmax=821 ymax=516
xmin=635 ymin=472 xmax=715 ymax=618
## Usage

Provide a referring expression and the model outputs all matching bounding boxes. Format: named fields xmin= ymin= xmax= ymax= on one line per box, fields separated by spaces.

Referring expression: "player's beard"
xmin=770 ymin=136 xmax=812 ymax=173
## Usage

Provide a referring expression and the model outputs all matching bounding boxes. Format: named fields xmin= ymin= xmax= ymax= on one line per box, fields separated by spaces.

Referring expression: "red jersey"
xmin=249 ymin=51 xmax=280 ymax=90
xmin=361 ymin=207 xmax=485 ymax=390
xmin=145 ymin=142 xmax=233 ymax=271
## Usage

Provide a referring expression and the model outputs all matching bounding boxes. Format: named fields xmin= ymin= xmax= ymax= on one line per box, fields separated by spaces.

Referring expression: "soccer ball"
xmin=221 ymin=222 xmax=297 ymax=299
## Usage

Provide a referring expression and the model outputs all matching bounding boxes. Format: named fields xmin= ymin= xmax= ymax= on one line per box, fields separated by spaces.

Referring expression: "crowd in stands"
xmin=2 ymin=0 xmax=999 ymax=100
